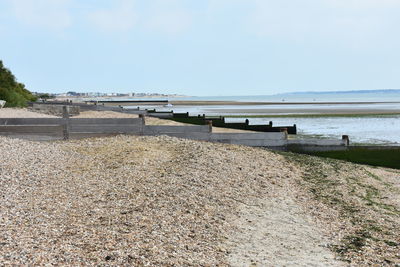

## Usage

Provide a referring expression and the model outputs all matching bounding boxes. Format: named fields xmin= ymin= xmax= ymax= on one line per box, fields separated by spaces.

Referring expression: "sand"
xmin=203 ymin=108 xmax=400 ymax=115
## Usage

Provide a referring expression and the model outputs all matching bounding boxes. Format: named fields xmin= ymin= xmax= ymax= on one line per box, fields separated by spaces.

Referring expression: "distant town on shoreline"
xmin=32 ymin=91 xmax=184 ymax=99
xmin=32 ymin=89 xmax=400 ymax=99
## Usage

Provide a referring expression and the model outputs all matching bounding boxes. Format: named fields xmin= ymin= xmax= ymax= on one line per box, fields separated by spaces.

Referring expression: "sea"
xmin=123 ymin=91 xmax=400 ymax=145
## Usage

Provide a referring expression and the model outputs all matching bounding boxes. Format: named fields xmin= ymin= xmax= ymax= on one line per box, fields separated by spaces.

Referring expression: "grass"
xmin=299 ymin=147 xmax=400 ymax=170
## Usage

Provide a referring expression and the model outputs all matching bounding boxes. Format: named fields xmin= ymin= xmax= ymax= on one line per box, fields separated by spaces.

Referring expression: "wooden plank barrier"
xmin=0 ymin=125 xmax=64 ymax=141
xmin=0 ymin=118 xmax=64 ymax=125
xmin=144 ymin=125 xmax=210 ymax=135
xmin=69 ymin=125 xmax=143 ymax=134
xmin=0 ymin=114 xmax=145 ymax=140
xmin=0 ymin=125 xmax=64 ymax=134
xmin=70 ymin=118 xmax=143 ymax=125
xmin=0 ymin=109 xmax=348 ymax=148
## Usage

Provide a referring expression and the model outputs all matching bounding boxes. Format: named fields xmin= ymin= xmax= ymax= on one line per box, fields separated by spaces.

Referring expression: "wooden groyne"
xmin=11 ymin=103 xmax=350 ymax=149
xmin=1 ymin=105 xmax=348 ymax=148
xmin=147 ymin=110 xmax=297 ymax=134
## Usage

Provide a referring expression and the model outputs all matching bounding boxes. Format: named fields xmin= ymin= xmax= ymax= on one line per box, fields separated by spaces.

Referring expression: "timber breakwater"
xmin=147 ymin=110 xmax=298 ymax=134
xmin=1 ymin=102 xmax=348 ymax=150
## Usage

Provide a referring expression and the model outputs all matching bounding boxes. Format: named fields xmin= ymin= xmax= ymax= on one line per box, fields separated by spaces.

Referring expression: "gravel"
xmin=0 ymin=134 xmax=343 ymax=266
xmin=1 ymin=108 xmax=399 ymax=266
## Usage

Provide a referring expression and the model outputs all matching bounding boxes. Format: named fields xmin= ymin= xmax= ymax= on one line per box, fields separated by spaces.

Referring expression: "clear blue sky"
xmin=1 ymin=0 xmax=400 ymax=95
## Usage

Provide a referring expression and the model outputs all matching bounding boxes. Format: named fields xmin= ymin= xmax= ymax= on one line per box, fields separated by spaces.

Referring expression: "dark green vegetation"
xmin=36 ymin=93 xmax=54 ymax=100
xmin=297 ymin=147 xmax=400 ymax=170
xmin=0 ymin=60 xmax=37 ymax=107
xmin=281 ymin=152 xmax=400 ymax=265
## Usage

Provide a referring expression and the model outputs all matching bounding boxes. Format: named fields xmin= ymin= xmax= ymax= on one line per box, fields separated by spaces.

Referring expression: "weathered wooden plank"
xmin=69 ymin=125 xmax=143 ymax=133
xmin=119 ymin=110 xmax=148 ymax=115
xmin=0 ymin=125 xmax=63 ymax=135
xmin=147 ymin=113 xmax=174 ymax=118
xmin=69 ymin=133 xmax=122 ymax=139
xmin=69 ymin=118 xmax=143 ymax=125
xmin=1 ymin=135 xmax=63 ymax=141
xmin=210 ymin=132 xmax=286 ymax=140
xmin=143 ymin=125 xmax=210 ymax=134
xmin=0 ymin=118 xmax=64 ymax=125
xmin=149 ymin=132 xmax=211 ymax=140
xmin=287 ymin=139 xmax=348 ymax=146
xmin=225 ymin=139 xmax=287 ymax=146
xmin=0 ymin=118 xmax=144 ymax=125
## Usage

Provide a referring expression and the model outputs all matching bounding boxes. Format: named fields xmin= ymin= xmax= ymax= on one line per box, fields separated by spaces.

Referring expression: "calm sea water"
xmin=227 ymin=116 xmax=400 ymax=145
xmin=124 ymin=92 xmax=400 ymax=145
xmin=168 ymin=92 xmax=400 ymax=102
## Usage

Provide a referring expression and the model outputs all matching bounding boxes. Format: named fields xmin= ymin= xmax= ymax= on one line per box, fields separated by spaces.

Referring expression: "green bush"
xmin=0 ymin=60 xmax=37 ymax=107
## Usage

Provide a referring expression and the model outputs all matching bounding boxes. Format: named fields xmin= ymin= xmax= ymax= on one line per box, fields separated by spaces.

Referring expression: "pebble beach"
xmin=1 ymin=108 xmax=399 ymax=266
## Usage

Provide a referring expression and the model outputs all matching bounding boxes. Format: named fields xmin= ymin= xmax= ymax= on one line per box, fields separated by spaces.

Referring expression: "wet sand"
xmin=203 ymin=108 xmax=400 ymax=115
xmin=170 ymin=100 xmax=400 ymax=106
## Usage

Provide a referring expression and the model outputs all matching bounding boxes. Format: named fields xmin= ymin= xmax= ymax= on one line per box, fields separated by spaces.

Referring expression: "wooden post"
xmin=280 ymin=128 xmax=288 ymax=139
xmin=205 ymin=120 xmax=212 ymax=132
xmin=62 ymin=106 xmax=70 ymax=140
xmin=269 ymin=121 xmax=273 ymax=127
xmin=342 ymin=135 xmax=349 ymax=146
xmin=139 ymin=114 xmax=145 ymax=135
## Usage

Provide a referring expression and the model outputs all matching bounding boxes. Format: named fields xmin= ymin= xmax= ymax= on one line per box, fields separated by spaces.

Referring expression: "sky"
xmin=1 ymin=0 xmax=400 ymax=96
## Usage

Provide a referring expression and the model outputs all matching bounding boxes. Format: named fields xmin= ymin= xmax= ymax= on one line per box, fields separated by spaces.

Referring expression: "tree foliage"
xmin=0 ymin=60 xmax=37 ymax=107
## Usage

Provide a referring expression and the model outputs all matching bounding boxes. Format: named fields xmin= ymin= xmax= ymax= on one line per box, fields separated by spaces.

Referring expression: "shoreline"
xmin=224 ymin=112 xmax=400 ymax=118
xmin=170 ymin=100 xmax=400 ymax=106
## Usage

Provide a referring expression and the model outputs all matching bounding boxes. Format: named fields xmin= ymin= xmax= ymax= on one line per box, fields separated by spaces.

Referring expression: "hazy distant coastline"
xmin=274 ymin=89 xmax=400 ymax=95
